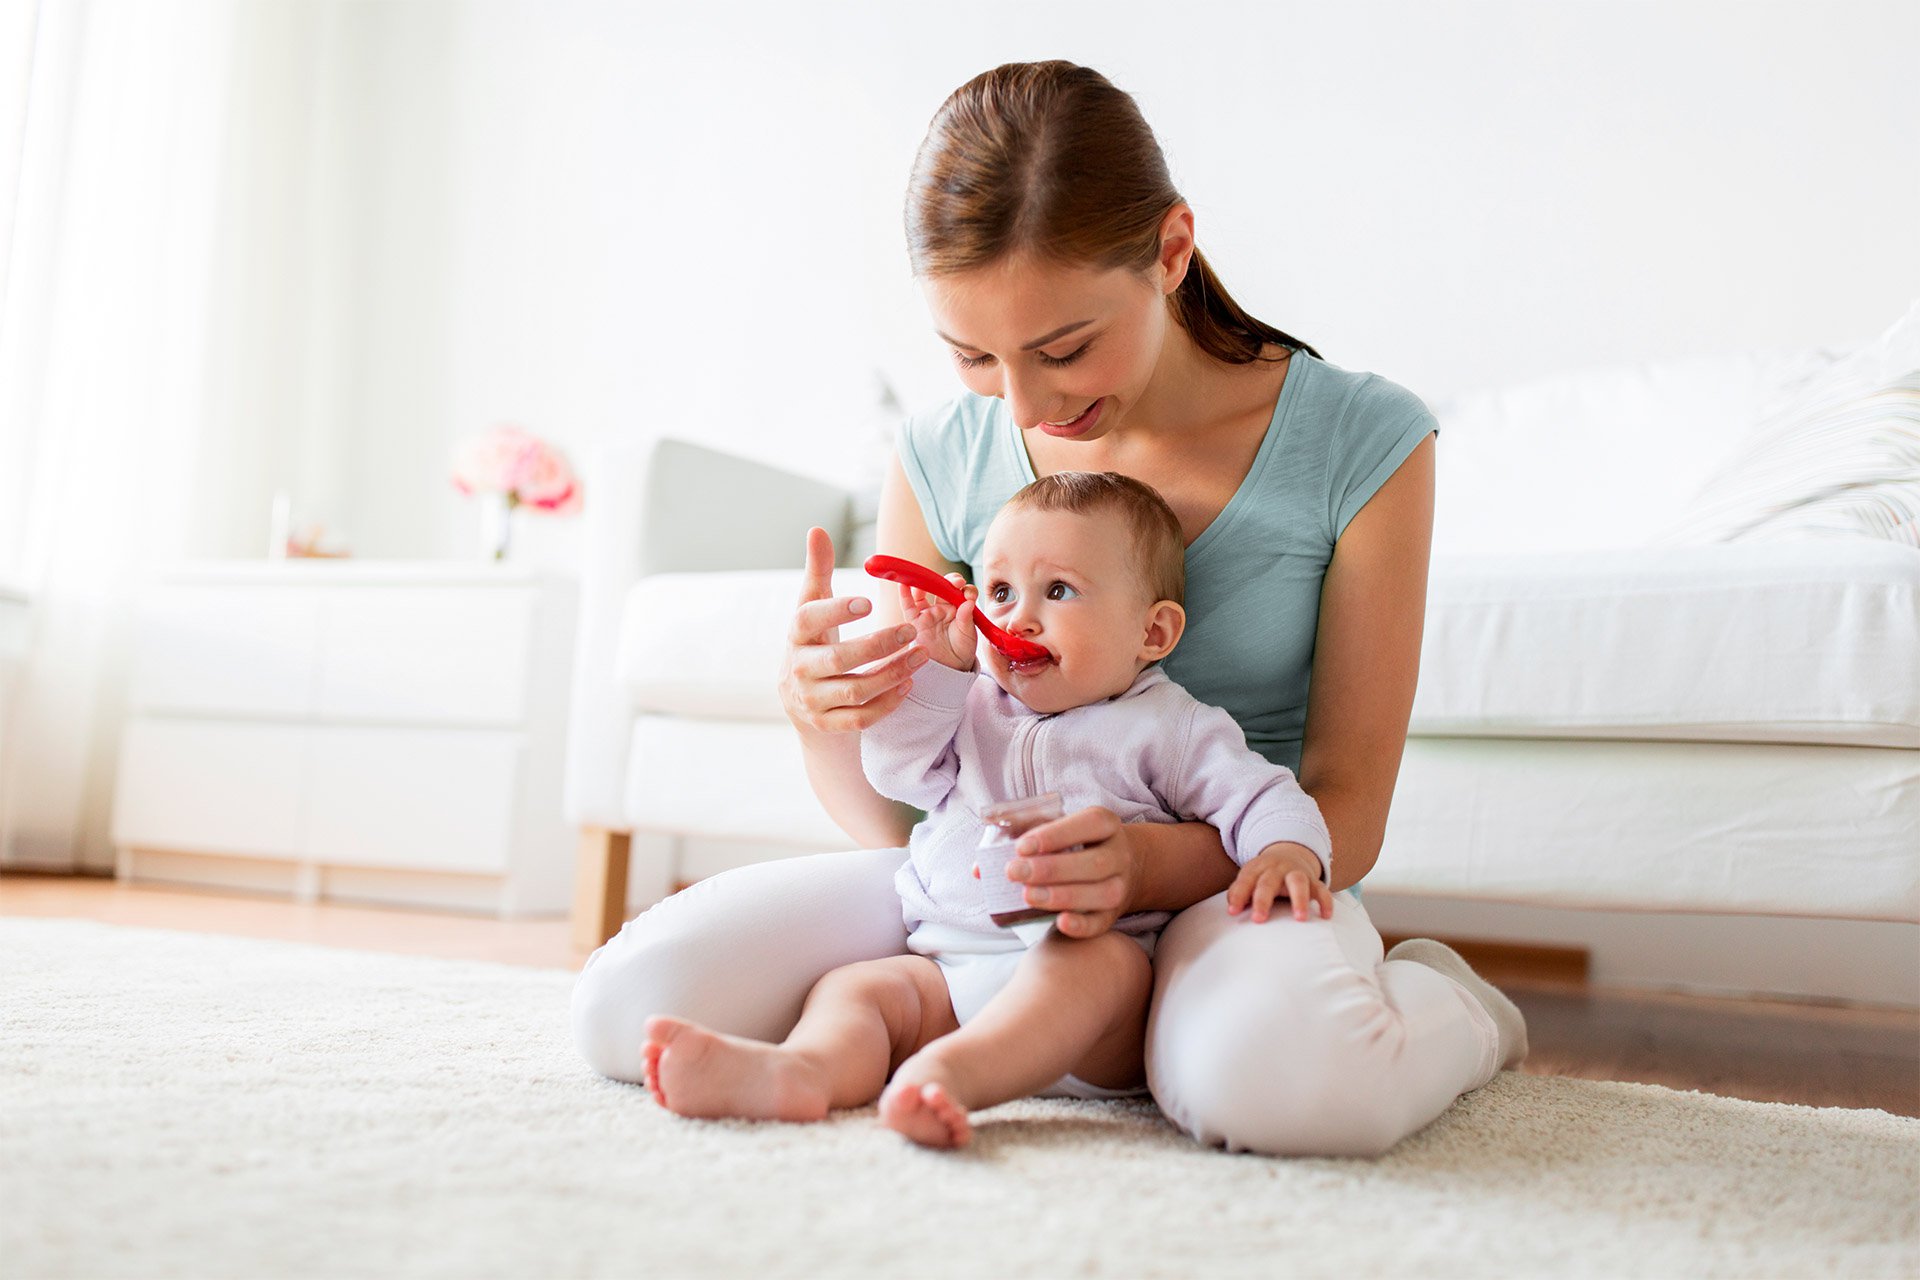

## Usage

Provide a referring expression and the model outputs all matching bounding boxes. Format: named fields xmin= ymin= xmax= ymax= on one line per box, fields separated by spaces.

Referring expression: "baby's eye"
xmin=1046 ymin=582 xmax=1077 ymax=601
xmin=988 ymin=582 xmax=1012 ymax=604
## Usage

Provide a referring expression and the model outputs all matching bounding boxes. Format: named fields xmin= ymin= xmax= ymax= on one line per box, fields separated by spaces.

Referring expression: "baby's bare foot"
xmin=641 ymin=1015 xmax=830 ymax=1122
xmin=880 ymin=1076 xmax=973 ymax=1149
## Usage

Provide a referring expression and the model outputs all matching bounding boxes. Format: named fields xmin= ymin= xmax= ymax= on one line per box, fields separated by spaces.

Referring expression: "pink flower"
xmin=451 ymin=425 xmax=582 ymax=515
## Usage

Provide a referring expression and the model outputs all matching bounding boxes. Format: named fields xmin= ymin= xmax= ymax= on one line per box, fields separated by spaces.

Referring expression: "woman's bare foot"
xmin=641 ymin=1015 xmax=830 ymax=1122
xmin=879 ymin=1072 xmax=973 ymax=1149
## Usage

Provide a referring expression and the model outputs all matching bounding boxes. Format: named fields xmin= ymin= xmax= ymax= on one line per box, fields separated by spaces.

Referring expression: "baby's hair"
xmin=1004 ymin=471 xmax=1185 ymax=605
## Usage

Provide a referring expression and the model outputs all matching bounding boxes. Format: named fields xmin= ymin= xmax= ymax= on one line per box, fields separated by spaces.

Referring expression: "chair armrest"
xmin=563 ymin=436 xmax=853 ymax=829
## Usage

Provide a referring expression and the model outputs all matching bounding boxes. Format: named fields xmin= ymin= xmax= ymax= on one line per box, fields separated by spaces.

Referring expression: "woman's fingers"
xmin=1005 ymin=808 xmax=1127 ymax=918
xmin=797 ymin=527 xmax=837 ymax=604
xmin=1054 ymin=908 xmax=1120 ymax=939
xmin=1023 ymin=873 xmax=1127 ymax=914
xmin=1014 ymin=806 xmax=1120 ymax=858
xmin=1005 ymin=845 xmax=1116 ymax=887
xmin=789 ymin=594 xmax=877 ymax=646
xmin=810 ymin=677 xmax=915 ymax=732
xmin=811 ymin=643 xmax=929 ymax=712
xmin=795 ymin=624 xmax=918 ymax=680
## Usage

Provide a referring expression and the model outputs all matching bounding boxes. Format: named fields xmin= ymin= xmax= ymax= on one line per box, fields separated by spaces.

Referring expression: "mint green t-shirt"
xmin=894 ymin=350 xmax=1440 ymax=899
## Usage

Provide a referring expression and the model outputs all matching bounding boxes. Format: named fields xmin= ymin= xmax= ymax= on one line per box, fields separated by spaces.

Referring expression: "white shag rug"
xmin=2 ymin=918 xmax=1914 ymax=1279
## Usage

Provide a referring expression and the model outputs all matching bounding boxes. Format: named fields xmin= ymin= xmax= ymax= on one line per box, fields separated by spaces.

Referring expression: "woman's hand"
xmin=899 ymin=574 xmax=979 ymax=672
xmin=1000 ymin=806 xmax=1144 ymax=939
xmin=778 ymin=527 xmax=931 ymax=734
xmin=1226 ymin=842 xmax=1333 ymax=923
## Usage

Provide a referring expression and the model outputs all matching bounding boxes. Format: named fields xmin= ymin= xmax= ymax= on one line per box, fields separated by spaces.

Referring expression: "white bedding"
xmin=1412 ymin=539 xmax=1920 ymax=748
xmin=1374 ymin=736 xmax=1919 ymax=922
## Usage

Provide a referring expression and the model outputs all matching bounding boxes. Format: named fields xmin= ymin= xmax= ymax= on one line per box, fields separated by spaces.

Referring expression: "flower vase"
xmin=480 ymin=492 xmax=517 ymax=562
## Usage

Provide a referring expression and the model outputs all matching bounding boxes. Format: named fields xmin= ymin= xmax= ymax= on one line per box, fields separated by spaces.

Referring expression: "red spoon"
xmin=864 ymin=554 xmax=1053 ymax=665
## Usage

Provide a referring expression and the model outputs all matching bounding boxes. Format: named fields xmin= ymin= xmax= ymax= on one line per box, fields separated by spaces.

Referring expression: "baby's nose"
xmin=1006 ymin=606 xmax=1042 ymax=636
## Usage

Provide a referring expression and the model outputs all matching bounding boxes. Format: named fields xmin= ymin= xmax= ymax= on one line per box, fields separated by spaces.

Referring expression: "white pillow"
xmin=1428 ymin=346 xmax=1832 ymax=555
xmin=1658 ymin=299 xmax=1920 ymax=547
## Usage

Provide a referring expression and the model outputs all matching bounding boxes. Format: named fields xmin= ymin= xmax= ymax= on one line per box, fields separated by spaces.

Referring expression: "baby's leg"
xmin=881 ymin=930 xmax=1152 ymax=1148
xmin=644 ymin=953 xmax=958 ymax=1121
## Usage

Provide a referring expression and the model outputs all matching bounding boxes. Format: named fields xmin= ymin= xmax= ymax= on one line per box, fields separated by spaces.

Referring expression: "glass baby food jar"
xmin=976 ymin=792 xmax=1065 ymax=941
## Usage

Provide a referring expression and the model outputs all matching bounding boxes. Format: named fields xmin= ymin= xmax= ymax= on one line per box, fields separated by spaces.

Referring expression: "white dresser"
xmin=111 ymin=561 xmax=579 ymax=916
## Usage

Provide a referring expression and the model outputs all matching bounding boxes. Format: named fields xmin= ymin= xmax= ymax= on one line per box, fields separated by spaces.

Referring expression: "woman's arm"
xmin=782 ymin=450 xmax=963 ymax=849
xmin=1005 ymin=807 xmax=1238 ymax=937
xmin=1124 ymin=820 xmax=1240 ymax=911
xmin=795 ymin=722 xmax=919 ymax=849
xmin=1296 ymin=432 xmax=1436 ymax=893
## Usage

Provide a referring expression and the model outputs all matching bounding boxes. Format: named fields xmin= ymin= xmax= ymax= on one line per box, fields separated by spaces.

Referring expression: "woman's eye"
xmin=949 ymin=341 xmax=1092 ymax=371
xmin=1046 ymin=582 xmax=1077 ymax=601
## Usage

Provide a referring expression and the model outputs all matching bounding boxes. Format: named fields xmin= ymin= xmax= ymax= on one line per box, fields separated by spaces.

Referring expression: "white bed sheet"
xmin=1412 ymin=539 xmax=1920 ymax=748
xmin=1372 ymin=736 xmax=1919 ymax=922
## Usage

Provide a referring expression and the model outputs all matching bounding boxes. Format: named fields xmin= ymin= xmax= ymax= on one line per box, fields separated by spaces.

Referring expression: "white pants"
xmin=571 ymin=846 xmax=1502 ymax=1158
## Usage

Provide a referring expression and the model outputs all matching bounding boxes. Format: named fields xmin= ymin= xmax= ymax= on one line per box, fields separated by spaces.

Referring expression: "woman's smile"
xmin=1038 ymin=396 xmax=1105 ymax=438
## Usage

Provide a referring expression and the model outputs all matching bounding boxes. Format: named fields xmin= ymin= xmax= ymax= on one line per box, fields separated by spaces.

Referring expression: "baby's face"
xmin=975 ymin=504 xmax=1177 ymax=714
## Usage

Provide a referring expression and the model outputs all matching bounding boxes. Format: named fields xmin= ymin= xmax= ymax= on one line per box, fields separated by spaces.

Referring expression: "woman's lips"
xmin=1038 ymin=396 xmax=1104 ymax=438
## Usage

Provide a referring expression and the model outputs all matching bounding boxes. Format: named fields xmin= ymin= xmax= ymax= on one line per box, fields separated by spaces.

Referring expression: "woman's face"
xmin=919 ymin=248 xmax=1178 ymax=445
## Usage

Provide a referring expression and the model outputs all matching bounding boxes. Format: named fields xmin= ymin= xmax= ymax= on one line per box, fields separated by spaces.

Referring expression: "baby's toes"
xmin=921 ymin=1083 xmax=973 ymax=1148
xmin=881 ymin=1081 xmax=971 ymax=1149
xmin=642 ymin=1040 xmax=668 ymax=1104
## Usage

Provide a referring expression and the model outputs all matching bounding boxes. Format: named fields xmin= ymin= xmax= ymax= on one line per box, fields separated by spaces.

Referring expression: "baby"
xmin=641 ymin=472 xmax=1335 ymax=1148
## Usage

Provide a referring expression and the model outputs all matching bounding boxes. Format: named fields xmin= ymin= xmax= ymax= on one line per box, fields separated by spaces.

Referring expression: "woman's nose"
xmin=998 ymin=372 xmax=1058 ymax=432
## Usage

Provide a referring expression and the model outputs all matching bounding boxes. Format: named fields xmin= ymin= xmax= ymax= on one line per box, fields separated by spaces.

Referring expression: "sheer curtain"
xmin=0 ymin=0 xmax=242 ymax=871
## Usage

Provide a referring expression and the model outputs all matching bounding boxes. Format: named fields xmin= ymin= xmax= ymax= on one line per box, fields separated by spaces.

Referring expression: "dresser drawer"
xmin=315 ymin=588 xmax=536 ymax=726
xmin=303 ymin=727 xmax=520 ymax=874
xmin=112 ymin=720 xmax=306 ymax=856
xmin=131 ymin=586 xmax=318 ymax=716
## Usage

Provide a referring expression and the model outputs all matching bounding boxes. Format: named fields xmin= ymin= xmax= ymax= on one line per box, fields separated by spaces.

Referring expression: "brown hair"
xmin=1004 ymin=471 xmax=1186 ymax=606
xmin=905 ymin=60 xmax=1321 ymax=367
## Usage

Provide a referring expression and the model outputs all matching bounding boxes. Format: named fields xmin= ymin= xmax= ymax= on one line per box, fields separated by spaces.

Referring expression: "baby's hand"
xmin=897 ymin=575 xmax=979 ymax=672
xmin=1226 ymin=842 xmax=1333 ymax=923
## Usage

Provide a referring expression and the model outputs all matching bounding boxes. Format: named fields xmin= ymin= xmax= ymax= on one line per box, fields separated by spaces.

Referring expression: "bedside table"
xmin=111 ymin=561 xmax=578 ymax=916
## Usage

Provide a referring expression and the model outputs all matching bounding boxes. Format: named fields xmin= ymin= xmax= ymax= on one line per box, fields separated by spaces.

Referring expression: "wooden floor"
xmin=5 ymin=871 xmax=1915 ymax=1118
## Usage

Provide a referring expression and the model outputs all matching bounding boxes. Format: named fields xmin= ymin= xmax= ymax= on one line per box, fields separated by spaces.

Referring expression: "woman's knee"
xmin=570 ymin=910 xmax=732 ymax=1083
xmin=1148 ymin=1003 xmax=1404 ymax=1157
xmin=570 ymin=845 xmax=913 ymax=1083
xmin=1146 ymin=899 xmax=1404 ymax=1157
xmin=570 ymin=943 xmax=653 ymax=1084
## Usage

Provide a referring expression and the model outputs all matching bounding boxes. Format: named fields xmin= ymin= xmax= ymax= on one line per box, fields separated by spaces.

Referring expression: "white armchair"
xmin=564 ymin=350 xmax=1920 ymax=962
xmin=563 ymin=436 xmax=879 ymax=946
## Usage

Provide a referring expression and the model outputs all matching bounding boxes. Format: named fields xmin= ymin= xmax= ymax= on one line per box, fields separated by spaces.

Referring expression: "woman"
xmin=572 ymin=60 xmax=1527 ymax=1157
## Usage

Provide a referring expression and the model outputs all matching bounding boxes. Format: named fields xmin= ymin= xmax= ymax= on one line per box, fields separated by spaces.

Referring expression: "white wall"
xmin=207 ymin=0 xmax=1920 ymax=568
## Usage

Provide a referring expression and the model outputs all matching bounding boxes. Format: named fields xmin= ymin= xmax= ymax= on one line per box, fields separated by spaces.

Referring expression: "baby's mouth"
xmin=1007 ymin=651 xmax=1055 ymax=676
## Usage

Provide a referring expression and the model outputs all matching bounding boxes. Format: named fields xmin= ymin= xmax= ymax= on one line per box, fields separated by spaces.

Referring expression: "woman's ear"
xmin=1138 ymin=600 xmax=1186 ymax=662
xmin=1158 ymin=203 xmax=1196 ymax=295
